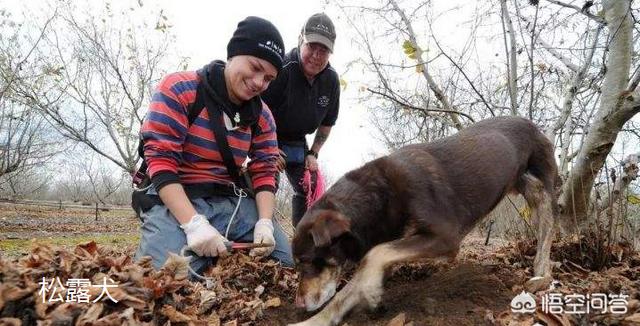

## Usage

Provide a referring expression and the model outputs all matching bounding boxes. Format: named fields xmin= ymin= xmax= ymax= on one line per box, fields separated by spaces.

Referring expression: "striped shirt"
xmin=141 ymin=71 xmax=279 ymax=193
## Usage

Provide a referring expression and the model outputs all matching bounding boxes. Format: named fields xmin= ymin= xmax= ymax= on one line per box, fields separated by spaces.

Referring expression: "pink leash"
xmin=301 ymin=168 xmax=326 ymax=208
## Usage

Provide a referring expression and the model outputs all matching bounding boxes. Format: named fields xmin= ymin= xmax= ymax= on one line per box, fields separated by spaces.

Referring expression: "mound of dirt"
xmin=263 ymin=262 xmax=523 ymax=326
xmin=267 ymin=235 xmax=640 ymax=326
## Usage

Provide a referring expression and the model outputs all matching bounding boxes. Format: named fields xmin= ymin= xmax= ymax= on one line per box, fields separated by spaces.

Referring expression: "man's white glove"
xmin=180 ymin=214 xmax=228 ymax=257
xmin=250 ymin=219 xmax=275 ymax=257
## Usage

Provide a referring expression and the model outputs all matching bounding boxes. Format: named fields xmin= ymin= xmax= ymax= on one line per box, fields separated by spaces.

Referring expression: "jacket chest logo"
xmin=317 ymin=95 xmax=330 ymax=107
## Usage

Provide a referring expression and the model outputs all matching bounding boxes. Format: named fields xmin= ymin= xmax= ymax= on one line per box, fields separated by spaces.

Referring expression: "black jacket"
xmin=262 ymin=48 xmax=340 ymax=143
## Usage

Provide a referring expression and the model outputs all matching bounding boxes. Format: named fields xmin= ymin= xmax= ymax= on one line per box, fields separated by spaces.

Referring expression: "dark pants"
xmin=283 ymin=163 xmax=317 ymax=227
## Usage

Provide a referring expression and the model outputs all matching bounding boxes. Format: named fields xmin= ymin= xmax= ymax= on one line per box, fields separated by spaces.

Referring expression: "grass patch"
xmin=0 ymin=233 xmax=139 ymax=258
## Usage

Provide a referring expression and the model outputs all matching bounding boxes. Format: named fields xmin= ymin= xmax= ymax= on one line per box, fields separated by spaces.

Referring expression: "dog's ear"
xmin=337 ymin=234 xmax=364 ymax=261
xmin=309 ymin=211 xmax=351 ymax=248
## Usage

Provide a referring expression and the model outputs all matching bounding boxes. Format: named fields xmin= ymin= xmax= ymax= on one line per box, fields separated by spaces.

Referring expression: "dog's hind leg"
xmin=288 ymin=234 xmax=458 ymax=326
xmin=518 ymin=173 xmax=556 ymax=290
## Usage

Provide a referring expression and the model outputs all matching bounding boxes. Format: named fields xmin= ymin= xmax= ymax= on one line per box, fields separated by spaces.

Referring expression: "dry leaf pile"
xmin=493 ymin=235 xmax=640 ymax=325
xmin=0 ymin=241 xmax=297 ymax=326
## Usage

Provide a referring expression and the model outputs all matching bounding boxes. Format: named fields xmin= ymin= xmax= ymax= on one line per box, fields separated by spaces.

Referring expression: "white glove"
xmin=180 ymin=214 xmax=228 ymax=257
xmin=250 ymin=219 xmax=275 ymax=257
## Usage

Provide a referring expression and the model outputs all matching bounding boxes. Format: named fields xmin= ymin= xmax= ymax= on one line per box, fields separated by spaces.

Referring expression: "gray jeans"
xmin=135 ymin=193 xmax=293 ymax=273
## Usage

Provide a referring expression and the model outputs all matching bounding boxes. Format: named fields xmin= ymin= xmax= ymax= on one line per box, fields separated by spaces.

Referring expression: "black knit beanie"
xmin=227 ymin=16 xmax=285 ymax=71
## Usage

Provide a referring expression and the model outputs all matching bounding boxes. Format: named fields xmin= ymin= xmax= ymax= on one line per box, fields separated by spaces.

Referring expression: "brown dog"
xmin=288 ymin=117 xmax=558 ymax=326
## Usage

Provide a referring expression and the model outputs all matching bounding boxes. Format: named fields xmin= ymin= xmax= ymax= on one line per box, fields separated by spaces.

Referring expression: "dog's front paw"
xmin=362 ymin=287 xmax=383 ymax=309
xmin=360 ymin=278 xmax=384 ymax=309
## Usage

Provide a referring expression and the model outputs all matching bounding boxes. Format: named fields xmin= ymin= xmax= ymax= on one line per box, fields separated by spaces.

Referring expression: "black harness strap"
xmin=207 ymin=108 xmax=243 ymax=185
xmin=198 ymin=80 xmax=244 ymax=187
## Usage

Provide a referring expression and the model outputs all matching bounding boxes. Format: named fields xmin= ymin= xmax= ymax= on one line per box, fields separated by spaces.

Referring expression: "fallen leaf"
xmin=0 ymin=318 xmax=21 ymax=326
xmin=76 ymin=241 xmax=98 ymax=256
xmin=21 ymin=243 xmax=54 ymax=267
xmin=264 ymin=297 xmax=281 ymax=308
xmin=536 ymin=310 xmax=572 ymax=326
xmin=198 ymin=290 xmax=218 ymax=314
xmin=160 ymin=304 xmax=192 ymax=322
xmin=484 ymin=309 xmax=495 ymax=324
xmin=160 ymin=252 xmax=189 ymax=281
xmin=76 ymin=303 xmax=104 ymax=325
xmin=223 ymin=319 xmax=238 ymax=326
xmin=205 ymin=313 xmax=222 ymax=326
xmin=254 ymin=284 xmax=265 ymax=297
xmin=87 ymin=284 xmax=146 ymax=310
xmin=387 ymin=312 xmax=406 ymax=326
xmin=623 ymin=313 xmax=640 ymax=323
xmin=119 ymin=307 xmax=138 ymax=326
xmin=3 ymin=285 xmax=34 ymax=301
xmin=34 ymin=294 xmax=49 ymax=318
xmin=93 ymin=311 xmax=122 ymax=326
xmin=47 ymin=303 xmax=84 ymax=325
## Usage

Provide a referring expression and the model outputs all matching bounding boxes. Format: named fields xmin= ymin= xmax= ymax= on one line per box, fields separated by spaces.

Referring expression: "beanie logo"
xmin=260 ymin=40 xmax=283 ymax=57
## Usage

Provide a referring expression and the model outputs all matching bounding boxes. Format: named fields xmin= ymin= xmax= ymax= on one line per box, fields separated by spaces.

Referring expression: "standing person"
xmin=134 ymin=16 xmax=293 ymax=273
xmin=262 ymin=13 xmax=340 ymax=227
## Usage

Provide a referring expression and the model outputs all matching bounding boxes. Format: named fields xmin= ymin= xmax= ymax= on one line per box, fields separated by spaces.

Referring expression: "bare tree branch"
xmin=366 ymin=87 xmax=475 ymax=122
xmin=0 ymin=9 xmax=58 ymax=102
xmin=389 ymin=0 xmax=464 ymax=130
xmin=547 ymin=25 xmax=603 ymax=141
xmin=429 ymin=28 xmax=495 ymax=116
xmin=544 ymin=0 xmax=607 ymax=24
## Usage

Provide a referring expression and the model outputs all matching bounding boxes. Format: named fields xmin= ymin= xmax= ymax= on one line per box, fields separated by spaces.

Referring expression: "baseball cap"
xmin=301 ymin=13 xmax=336 ymax=52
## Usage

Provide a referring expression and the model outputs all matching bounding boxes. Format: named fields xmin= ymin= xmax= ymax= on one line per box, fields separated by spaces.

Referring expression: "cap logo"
xmin=259 ymin=40 xmax=283 ymax=57
xmin=310 ymin=24 xmax=331 ymax=35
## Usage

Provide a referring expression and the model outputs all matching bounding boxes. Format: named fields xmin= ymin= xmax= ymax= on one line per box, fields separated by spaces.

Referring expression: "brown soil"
xmin=262 ymin=237 xmax=526 ymax=326
xmin=262 ymin=236 xmax=640 ymax=326
xmin=263 ymin=262 xmax=520 ymax=326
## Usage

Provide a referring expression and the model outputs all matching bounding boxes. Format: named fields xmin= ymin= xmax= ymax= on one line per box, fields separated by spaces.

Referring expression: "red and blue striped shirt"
xmin=141 ymin=71 xmax=279 ymax=194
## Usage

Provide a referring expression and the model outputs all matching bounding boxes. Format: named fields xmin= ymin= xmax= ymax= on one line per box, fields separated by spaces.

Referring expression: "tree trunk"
xmin=500 ymin=0 xmax=518 ymax=115
xmin=558 ymin=0 xmax=634 ymax=224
